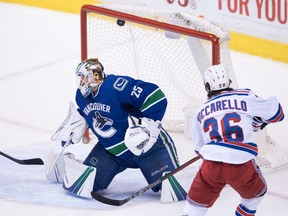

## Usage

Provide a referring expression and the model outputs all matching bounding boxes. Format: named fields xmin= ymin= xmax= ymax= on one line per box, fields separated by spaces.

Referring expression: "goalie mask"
xmin=75 ymin=58 xmax=105 ymax=98
xmin=204 ymin=64 xmax=231 ymax=93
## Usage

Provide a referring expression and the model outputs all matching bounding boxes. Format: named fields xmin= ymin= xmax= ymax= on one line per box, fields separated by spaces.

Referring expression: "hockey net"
xmin=80 ymin=4 xmax=288 ymax=170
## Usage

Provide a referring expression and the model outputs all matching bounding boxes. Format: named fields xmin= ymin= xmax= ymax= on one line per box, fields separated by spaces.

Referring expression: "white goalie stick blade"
xmin=63 ymin=154 xmax=96 ymax=198
xmin=91 ymin=155 xmax=201 ymax=206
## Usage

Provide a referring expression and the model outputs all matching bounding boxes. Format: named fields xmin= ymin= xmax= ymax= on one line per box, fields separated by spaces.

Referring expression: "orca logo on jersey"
xmin=93 ymin=111 xmax=116 ymax=138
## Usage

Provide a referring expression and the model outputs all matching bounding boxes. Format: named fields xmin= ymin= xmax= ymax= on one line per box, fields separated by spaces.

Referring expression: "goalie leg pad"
xmin=45 ymin=149 xmax=65 ymax=183
xmin=160 ymin=171 xmax=187 ymax=202
xmin=63 ymin=154 xmax=96 ymax=198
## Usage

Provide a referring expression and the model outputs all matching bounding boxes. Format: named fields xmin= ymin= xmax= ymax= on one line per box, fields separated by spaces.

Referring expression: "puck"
xmin=117 ymin=19 xmax=125 ymax=26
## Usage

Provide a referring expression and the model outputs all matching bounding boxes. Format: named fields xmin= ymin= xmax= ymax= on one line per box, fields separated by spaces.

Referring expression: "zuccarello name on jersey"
xmin=197 ymin=99 xmax=247 ymax=123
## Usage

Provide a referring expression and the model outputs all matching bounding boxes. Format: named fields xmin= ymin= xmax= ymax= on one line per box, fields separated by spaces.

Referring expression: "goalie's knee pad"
xmin=63 ymin=154 xmax=96 ymax=198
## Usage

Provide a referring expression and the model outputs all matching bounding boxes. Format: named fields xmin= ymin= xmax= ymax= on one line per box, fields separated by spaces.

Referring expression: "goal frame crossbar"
xmin=80 ymin=4 xmax=221 ymax=65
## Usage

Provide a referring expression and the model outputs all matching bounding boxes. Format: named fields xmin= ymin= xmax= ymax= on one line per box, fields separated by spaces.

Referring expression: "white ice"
xmin=0 ymin=2 xmax=288 ymax=216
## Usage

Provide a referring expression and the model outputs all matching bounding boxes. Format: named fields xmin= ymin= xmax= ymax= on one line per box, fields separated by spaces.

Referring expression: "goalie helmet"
xmin=75 ymin=58 xmax=105 ymax=98
xmin=204 ymin=64 xmax=231 ymax=93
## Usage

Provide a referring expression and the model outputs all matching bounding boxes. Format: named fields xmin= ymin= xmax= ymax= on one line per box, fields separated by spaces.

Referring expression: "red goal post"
xmin=79 ymin=3 xmax=288 ymax=170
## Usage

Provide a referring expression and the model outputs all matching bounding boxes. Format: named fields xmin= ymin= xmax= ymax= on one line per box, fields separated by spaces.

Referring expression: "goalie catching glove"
xmin=51 ymin=102 xmax=88 ymax=145
xmin=125 ymin=117 xmax=161 ymax=156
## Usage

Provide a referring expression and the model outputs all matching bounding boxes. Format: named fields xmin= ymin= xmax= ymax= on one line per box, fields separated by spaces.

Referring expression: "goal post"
xmin=79 ymin=3 xmax=288 ymax=170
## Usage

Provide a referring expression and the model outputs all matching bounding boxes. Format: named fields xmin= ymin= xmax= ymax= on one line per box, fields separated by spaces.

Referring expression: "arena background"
xmin=1 ymin=0 xmax=287 ymax=64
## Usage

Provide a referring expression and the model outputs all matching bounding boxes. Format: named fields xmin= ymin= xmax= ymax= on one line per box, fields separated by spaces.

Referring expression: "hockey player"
xmin=47 ymin=58 xmax=182 ymax=200
xmin=181 ymin=65 xmax=284 ymax=215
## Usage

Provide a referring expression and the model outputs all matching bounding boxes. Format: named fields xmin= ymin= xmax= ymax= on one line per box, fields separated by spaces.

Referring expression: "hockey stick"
xmin=128 ymin=114 xmax=137 ymax=126
xmin=53 ymin=135 xmax=73 ymax=182
xmin=91 ymin=155 xmax=201 ymax=206
xmin=0 ymin=151 xmax=44 ymax=165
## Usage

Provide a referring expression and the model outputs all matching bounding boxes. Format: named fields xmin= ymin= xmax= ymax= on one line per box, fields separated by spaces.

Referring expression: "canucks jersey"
xmin=192 ymin=89 xmax=284 ymax=164
xmin=75 ymin=74 xmax=168 ymax=159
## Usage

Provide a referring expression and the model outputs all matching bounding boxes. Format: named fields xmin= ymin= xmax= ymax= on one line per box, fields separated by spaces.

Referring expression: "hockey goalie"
xmin=45 ymin=58 xmax=187 ymax=202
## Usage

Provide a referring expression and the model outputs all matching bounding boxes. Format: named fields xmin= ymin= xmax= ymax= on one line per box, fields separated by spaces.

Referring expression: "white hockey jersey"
xmin=192 ymin=89 xmax=284 ymax=164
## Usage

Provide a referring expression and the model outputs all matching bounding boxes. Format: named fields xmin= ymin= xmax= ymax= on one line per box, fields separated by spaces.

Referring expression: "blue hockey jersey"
xmin=76 ymin=74 xmax=168 ymax=159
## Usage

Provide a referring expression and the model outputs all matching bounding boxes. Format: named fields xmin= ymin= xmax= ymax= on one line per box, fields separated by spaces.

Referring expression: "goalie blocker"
xmin=46 ymin=102 xmax=88 ymax=183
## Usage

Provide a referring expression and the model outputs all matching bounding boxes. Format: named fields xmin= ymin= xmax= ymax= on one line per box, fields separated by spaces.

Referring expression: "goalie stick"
xmin=52 ymin=135 xmax=73 ymax=183
xmin=0 ymin=151 xmax=44 ymax=165
xmin=91 ymin=155 xmax=201 ymax=206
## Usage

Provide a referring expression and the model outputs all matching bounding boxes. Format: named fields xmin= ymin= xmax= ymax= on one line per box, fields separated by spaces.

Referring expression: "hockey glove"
xmin=252 ymin=116 xmax=268 ymax=132
xmin=52 ymin=102 xmax=88 ymax=145
xmin=124 ymin=126 xmax=150 ymax=156
xmin=139 ymin=117 xmax=161 ymax=142
xmin=125 ymin=118 xmax=161 ymax=156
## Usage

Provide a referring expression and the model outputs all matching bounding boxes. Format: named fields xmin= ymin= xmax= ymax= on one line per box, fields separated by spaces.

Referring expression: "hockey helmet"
xmin=75 ymin=58 xmax=105 ymax=98
xmin=204 ymin=64 xmax=231 ymax=92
